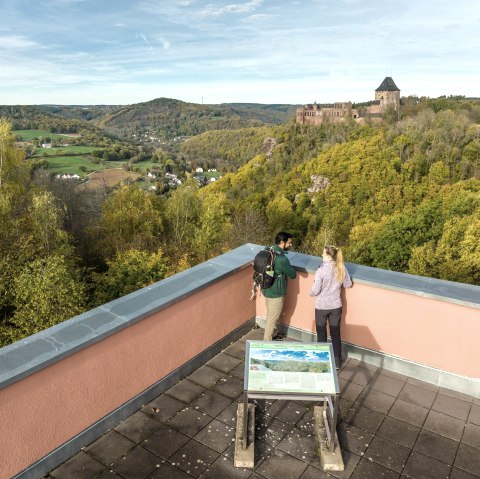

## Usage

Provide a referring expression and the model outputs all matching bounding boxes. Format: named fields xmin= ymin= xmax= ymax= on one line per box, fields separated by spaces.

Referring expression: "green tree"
xmin=1 ymin=255 xmax=86 ymax=345
xmin=193 ymin=191 xmax=232 ymax=261
xmin=100 ymin=185 xmax=163 ymax=254
xmin=164 ymin=180 xmax=201 ymax=251
xmin=92 ymin=248 xmax=169 ymax=305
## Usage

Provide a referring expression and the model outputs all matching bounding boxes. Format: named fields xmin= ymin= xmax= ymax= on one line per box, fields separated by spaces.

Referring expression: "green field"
xmin=13 ymin=129 xmax=73 ymax=141
xmin=44 ymin=156 xmax=94 ymax=176
xmin=35 ymin=145 xmax=99 ymax=156
xmin=42 ymin=156 xmax=132 ymax=176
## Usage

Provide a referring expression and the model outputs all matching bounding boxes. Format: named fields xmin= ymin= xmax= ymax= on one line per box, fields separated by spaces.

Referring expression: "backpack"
xmin=252 ymin=247 xmax=276 ymax=290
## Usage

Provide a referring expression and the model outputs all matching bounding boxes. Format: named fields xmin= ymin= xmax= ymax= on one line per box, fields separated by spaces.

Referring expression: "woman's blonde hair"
xmin=324 ymin=245 xmax=345 ymax=283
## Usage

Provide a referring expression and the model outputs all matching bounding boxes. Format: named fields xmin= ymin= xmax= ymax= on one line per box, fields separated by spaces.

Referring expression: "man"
xmin=262 ymin=231 xmax=297 ymax=341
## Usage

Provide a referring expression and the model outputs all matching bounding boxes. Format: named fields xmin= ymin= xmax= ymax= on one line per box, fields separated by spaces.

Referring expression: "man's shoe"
xmin=273 ymin=334 xmax=286 ymax=341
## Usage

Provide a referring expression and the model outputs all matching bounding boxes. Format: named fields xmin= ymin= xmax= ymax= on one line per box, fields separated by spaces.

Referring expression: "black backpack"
xmin=252 ymin=247 xmax=276 ymax=289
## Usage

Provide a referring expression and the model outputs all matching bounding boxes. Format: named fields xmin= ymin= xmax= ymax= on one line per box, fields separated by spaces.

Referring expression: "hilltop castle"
xmin=296 ymin=77 xmax=400 ymax=125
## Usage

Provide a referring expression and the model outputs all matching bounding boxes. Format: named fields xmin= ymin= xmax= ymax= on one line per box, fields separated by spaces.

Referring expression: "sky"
xmin=0 ymin=0 xmax=479 ymax=105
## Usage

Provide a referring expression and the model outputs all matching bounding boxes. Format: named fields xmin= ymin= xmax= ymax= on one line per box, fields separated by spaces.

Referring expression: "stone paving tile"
xmin=363 ymin=435 xmax=410 ymax=473
xmin=376 ymin=368 xmax=408 ymax=382
xmin=255 ymin=448 xmax=308 ymax=479
xmin=449 ymin=466 xmax=480 ymax=479
xmin=50 ymin=451 xmax=106 ymax=479
xmin=222 ymin=340 xmax=247 ymax=359
xmin=343 ymin=404 xmax=386 ymax=434
xmin=350 ymin=457 xmax=400 ymax=479
xmin=338 ymin=398 xmax=355 ymax=421
xmin=397 ymin=382 xmax=437 ymax=409
xmin=230 ymin=362 xmax=246 ymax=381
xmin=114 ymin=411 xmax=165 ymax=443
xmin=85 ymin=430 xmax=136 ymax=466
xmin=239 ymin=328 xmax=264 ymax=342
xmin=438 ymin=387 xmax=474 ymax=403
xmin=367 ymin=372 xmax=405 ymax=397
xmin=165 ymin=378 xmax=206 ymax=404
xmin=193 ymin=418 xmax=236 ymax=453
xmin=187 ymin=365 xmax=227 ymax=388
xmin=169 ymin=439 xmax=220 ymax=478
xmin=198 ymin=456 xmax=252 ymax=479
xmin=406 ymin=377 xmax=439 ymax=392
xmin=402 ymin=450 xmax=452 ymax=479
xmin=336 ymin=422 xmax=374 ymax=456
xmin=338 ymin=378 xmax=364 ymax=403
xmin=146 ymin=460 xmax=194 ymax=478
xmin=265 ymin=400 xmax=308 ymax=426
xmin=461 ymin=422 xmax=480 ymax=450
xmin=206 ymin=352 xmax=243 ymax=373
xmin=431 ymin=393 xmax=472 ymax=421
xmin=388 ymin=398 xmax=429 ymax=427
xmin=255 ymin=416 xmax=293 ymax=447
xmin=413 ymin=429 xmax=459 ymax=465
xmin=376 ymin=416 xmax=420 ymax=448
xmin=338 ymin=364 xmax=376 ymax=387
xmin=141 ymin=423 xmax=190 ymax=460
xmin=356 ymin=387 xmax=396 ymax=415
xmin=348 ymin=358 xmax=379 ymax=372
xmin=468 ymin=403 xmax=480 ymax=426
xmin=299 ymin=464 xmax=336 ymax=479
xmin=110 ymin=446 xmax=161 ymax=479
xmin=216 ymin=399 xmax=240 ymax=427
xmin=276 ymin=427 xmax=318 ymax=462
xmin=95 ymin=469 xmax=124 ymax=478
xmin=212 ymin=374 xmax=244 ymax=399
xmin=296 ymin=409 xmax=316 ymax=435
xmin=190 ymin=389 xmax=234 ymax=417
xmin=422 ymin=409 xmax=465 ymax=442
xmin=454 ymin=443 xmax=480 ymax=477
xmin=141 ymin=394 xmax=185 ymax=422
xmin=310 ymin=449 xmax=361 ymax=479
xmin=166 ymin=407 xmax=213 ymax=437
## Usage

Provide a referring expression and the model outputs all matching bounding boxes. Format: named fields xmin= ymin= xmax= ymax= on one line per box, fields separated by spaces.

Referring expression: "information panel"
xmin=245 ymin=341 xmax=339 ymax=396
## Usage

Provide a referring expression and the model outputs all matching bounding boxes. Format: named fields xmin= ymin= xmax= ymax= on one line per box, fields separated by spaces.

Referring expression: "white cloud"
xmin=199 ymin=0 xmax=263 ymax=16
xmin=0 ymin=35 xmax=37 ymax=49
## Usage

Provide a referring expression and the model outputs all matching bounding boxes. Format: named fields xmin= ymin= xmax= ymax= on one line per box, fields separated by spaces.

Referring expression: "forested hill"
xmin=1 ymin=100 xmax=296 ymax=143
xmin=95 ymin=98 xmax=296 ymax=140
xmin=0 ymin=105 xmax=98 ymax=134
xmin=199 ymin=101 xmax=480 ymax=285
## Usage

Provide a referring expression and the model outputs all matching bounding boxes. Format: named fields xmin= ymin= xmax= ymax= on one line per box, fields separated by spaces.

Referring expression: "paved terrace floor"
xmin=45 ymin=328 xmax=480 ymax=479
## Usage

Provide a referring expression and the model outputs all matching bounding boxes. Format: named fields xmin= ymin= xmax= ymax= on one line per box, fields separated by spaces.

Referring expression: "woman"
xmin=310 ymin=245 xmax=352 ymax=369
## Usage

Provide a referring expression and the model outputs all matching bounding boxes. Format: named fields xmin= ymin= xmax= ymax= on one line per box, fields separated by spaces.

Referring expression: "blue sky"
xmin=1 ymin=0 xmax=479 ymax=105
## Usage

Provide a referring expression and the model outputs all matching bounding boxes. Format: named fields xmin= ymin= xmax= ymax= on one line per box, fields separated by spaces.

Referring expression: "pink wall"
xmin=0 ymin=268 xmax=255 ymax=479
xmin=256 ymin=272 xmax=480 ymax=378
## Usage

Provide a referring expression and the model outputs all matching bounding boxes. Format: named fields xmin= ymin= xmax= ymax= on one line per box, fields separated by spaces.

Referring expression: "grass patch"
xmin=35 ymin=145 xmax=100 ymax=156
xmin=43 ymin=156 xmax=98 ymax=176
xmin=13 ymin=129 xmax=69 ymax=141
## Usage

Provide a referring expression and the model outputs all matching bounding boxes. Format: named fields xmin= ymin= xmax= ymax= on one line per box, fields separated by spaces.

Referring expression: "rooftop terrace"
xmin=1 ymin=244 xmax=479 ymax=479
xmin=46 ymin=328 xmax=480 ymax=479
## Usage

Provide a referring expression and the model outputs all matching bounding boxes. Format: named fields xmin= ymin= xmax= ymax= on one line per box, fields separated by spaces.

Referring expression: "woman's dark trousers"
xmin=315 ymin=307 xmax=343 ymax=368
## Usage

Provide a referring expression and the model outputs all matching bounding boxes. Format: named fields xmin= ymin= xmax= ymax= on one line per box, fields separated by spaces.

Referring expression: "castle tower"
xmin=375 ymin=77 xmax=400 ymax=112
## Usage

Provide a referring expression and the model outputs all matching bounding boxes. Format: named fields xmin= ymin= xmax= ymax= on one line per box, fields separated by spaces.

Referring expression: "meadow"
xmin=13 ymin=129 xmax=76 ymax=141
